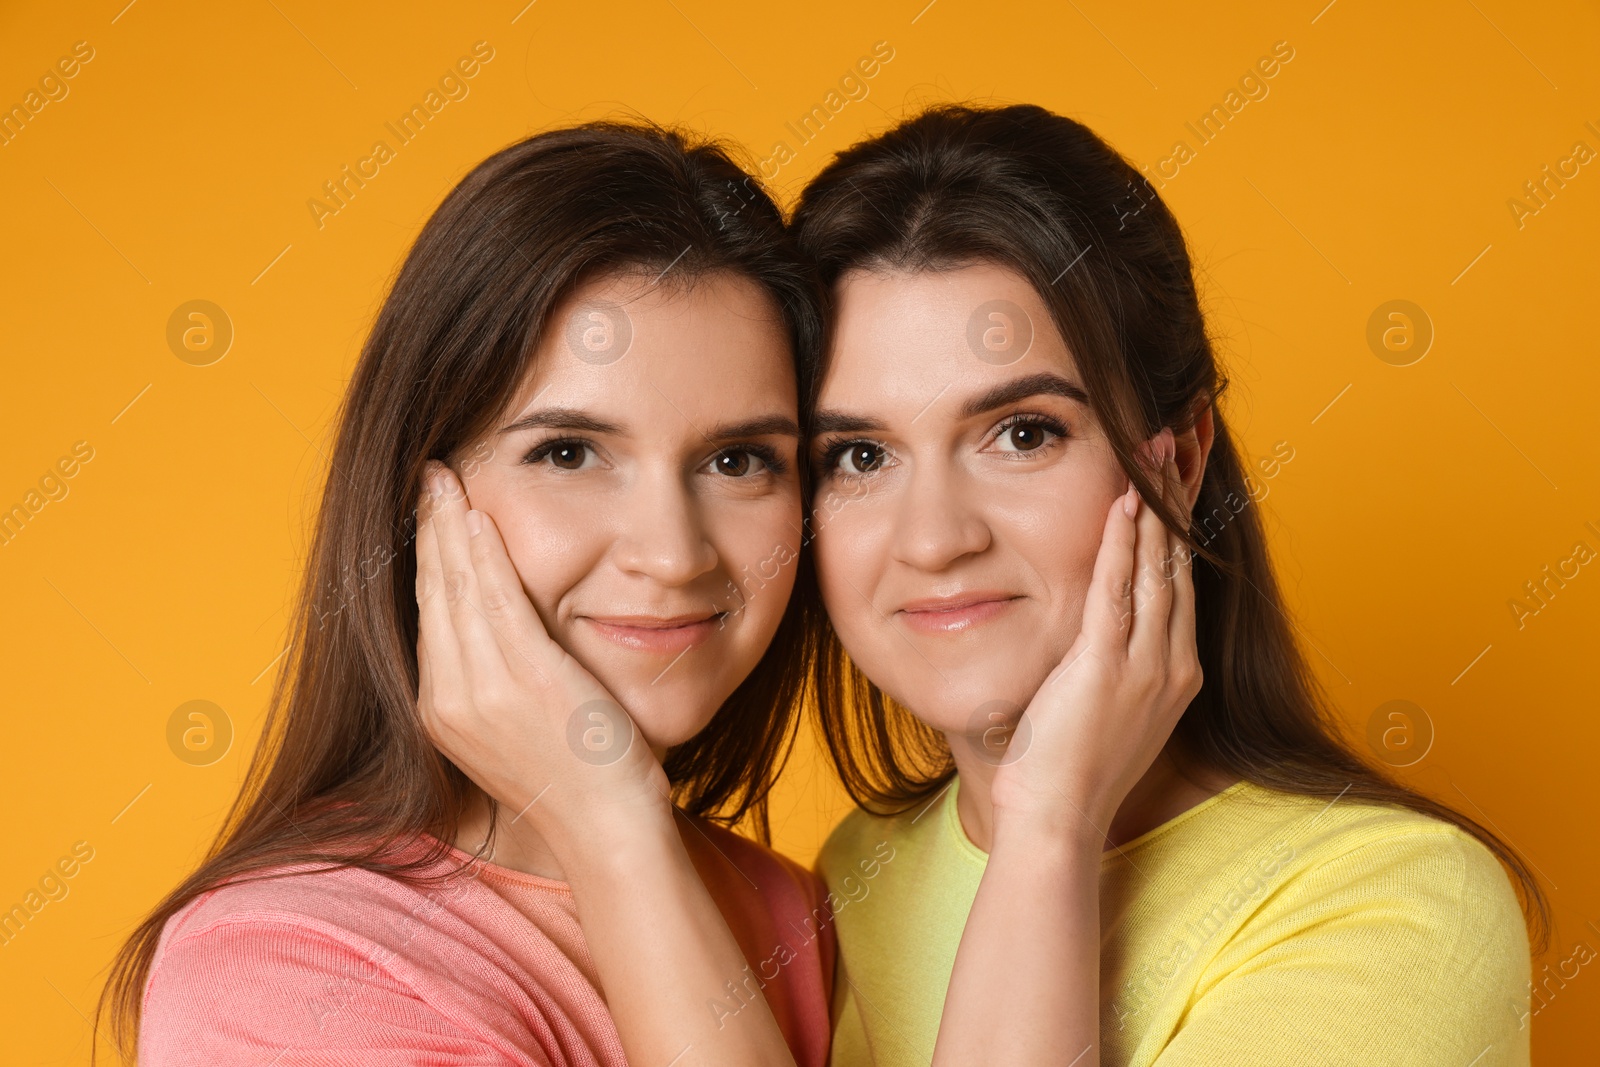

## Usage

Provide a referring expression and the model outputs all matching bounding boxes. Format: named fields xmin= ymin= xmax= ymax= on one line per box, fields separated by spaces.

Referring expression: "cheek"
xmin=505 ymin=523 xmax=587 ymax=610
xmin=473 ymin=490 xmax=599 ymax=626
xmin=998 ymin=491 xmax=1111 ymax=632
xmin=812 ymin=500 xmax=890 ymax=641
xmin=718 ymin=497 xmax=802 ymax=629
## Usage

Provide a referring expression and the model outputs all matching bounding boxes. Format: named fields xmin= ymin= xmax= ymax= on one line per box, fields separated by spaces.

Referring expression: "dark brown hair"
xmin=98 ymin=119 xmax=822 ymax=1058
xmin=790 ymin=102 xmax=1549 ymax=953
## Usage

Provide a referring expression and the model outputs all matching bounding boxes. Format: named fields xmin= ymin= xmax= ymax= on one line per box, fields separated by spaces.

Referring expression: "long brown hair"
xmin=790 ymin=103 xmax=1550 ymax=953
xmin=98 ymin=119 xmax=822 ymax=1058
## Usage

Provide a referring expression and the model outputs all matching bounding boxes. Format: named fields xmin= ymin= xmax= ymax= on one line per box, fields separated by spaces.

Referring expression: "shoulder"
xmin=1237 ymin=784 xmax=1521 ymax=901
xmin=1148 ymin=787 xmax=1534 ymax=1064
xmin=816 ymin=806 xmax=876 ymax=881
xmin=1219 ymin=784 xmax=1530 ymax=964
xmin=142 ymin=866 xmax=435 ymax=1057
xmin=145 ymin=845 xmax=510 ymax=1016
xmin=1112 ymin=794 xmax=1536 ymax=1066
xmin=139 ymin=857 xmax=548 ymax=1064
xmin=683 ymin=819 xmax=836 ymax=1067
xmin=155 ymin=861 xmax=410 ymax=961
xmin=688 ymin=817 xmax=828 ymax=919
xmin=1316 ymin=803 xmax=1525 ymax=929
xmin=152 ymin=852 xmax=470 ymax=962
xmin=146 ymin=860 xmax=442 ymax=1006
xmin=816 ymin=799 xmax=923 ymax=887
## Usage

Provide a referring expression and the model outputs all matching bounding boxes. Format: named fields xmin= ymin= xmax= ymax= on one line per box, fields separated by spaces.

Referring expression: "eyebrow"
xmin=497 ymin=408 xmax=623 ymax=436
xmin=812 ymin=410 xmax=888 ymax=435
xmin=704 ymin=414 xmax=801 ymax=441
xmin=498 ymin=408 xmax=800 ymax=441
xmin=811 ymin=371 xmax=1090 ymax=436
xmin=957 ymin=372 xmax=1090 ymax=418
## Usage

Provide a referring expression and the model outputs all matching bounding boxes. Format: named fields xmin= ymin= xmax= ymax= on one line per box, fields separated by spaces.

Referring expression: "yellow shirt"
xmin=817 ymin=776 xmax=1531 ymax=1066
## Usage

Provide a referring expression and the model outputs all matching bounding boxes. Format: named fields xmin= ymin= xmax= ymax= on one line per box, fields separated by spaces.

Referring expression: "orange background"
xmin=2 ymin=0 xmax=1596 ymax=1061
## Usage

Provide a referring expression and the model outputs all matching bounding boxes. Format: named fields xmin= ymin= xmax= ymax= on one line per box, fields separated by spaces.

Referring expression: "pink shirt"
xmin=141 ymin=820 xmax=835 ymax=1066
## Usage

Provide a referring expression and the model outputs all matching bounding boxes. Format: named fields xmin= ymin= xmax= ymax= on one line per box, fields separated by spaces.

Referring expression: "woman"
xmin=792 ymin=104 xmax=1547 ymax=1066
xmin=100 ymin=121 xmax=833 ymax=1066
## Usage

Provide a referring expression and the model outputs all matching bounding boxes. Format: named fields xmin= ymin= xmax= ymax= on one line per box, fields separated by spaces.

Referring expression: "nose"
xmin=610 ymin=466 xmax=719 ymax=587
xmin=888 ymin=459 xmax=991 ymax=572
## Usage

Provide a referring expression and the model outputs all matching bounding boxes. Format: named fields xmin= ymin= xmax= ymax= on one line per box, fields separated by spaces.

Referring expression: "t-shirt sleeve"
xmin=1152 ymin=828 xmax=1532 ymax=1067
xmin=141 ymin=917 xmax=546 ymax=1066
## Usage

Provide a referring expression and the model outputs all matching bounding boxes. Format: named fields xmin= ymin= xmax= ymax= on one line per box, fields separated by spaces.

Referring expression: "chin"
xmin=559 ymin=624 xmax=745 ymax=748
xmin=604 ymin=674 xmax=729 ymax=749
xmin=881 ymin=653 xmax=1060 ymax=738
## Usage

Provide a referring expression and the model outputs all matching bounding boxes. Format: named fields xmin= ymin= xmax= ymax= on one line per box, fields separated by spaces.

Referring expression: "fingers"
xmin=415 ymin=470 xmax=470 ymax=732
xmin=1128 ymin=430 xmax=1176 ymax=660
xmin=1165 ymin=451 xmax=1199 ymax=665
xmin=466 ymin=504 xmax=561 ymax=683
xmin=1076 ymin=479 xmax=1140 ymax=656
xmin=424 ymin=462 xmax=514 ymax=702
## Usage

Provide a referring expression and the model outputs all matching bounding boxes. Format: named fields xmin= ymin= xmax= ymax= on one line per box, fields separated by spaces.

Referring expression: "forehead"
xmin=820 ymin=263 xmax=1078 ymax=412
xmin=508 ymin=270 xmax=797 ymax=428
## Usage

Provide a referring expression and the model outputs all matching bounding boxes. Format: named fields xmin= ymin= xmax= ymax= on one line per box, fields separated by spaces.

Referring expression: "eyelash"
xmin=522 ymin=437 xmax=591 ymax=469
xmin=989 ymin=413 xmax=1069 ymax=457
xmin=817 ymin=412 xmax=1070 ymax=476
xmin=818 ymin=438 xmax=885 ymax=478
xmin=719 ymin=443 xmax=790 ymax=477
xmin=520 ymin=437 xmax=790 ymax=476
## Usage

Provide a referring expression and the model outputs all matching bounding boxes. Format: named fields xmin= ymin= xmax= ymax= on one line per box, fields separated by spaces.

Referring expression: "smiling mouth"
xmin=895 ymin=594 xmax=1022 ymax=635
xmin=581 ymin=613 xmax=728 ymax=654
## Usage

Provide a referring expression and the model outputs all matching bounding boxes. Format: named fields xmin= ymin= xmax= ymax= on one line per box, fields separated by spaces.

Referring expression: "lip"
xmin=580 ymin=613 xmax=725 ymax=654
xmin=895 ymin=592 xmax=1021 ymax=634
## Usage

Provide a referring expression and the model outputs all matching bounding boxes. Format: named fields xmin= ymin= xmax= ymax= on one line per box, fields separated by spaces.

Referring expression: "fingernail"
xmin=466 ymin=509 xmax=483 ymax=537
xmin=1123 ymin=483 xmax=1139 ymax=519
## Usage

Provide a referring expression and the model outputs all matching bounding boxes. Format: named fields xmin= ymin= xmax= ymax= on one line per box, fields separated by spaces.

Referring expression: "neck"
xmin=450 ymin=740 xmax=674 ymax=881
xmin=947 ymin=736 xmax=1231 ymax=855
xmin=453 ymin=787 xmax=567 ymax=880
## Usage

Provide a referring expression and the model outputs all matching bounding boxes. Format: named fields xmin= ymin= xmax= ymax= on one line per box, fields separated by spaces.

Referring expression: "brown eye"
xmin=1006 ymin=424 xmax=1047 ymax=451
xmin=710 ymin=449 xmax=775 ymax=477
xmin=716 ymin=451 xmax=752 ymax=476
xmin=838 ymin=442 xmax=887 ymax=474
xmin=550 ymin=444 xmax=586 ymax=469
xmin=992 ymin=417 xmax=1065 ymax=454
xmin=524 ymin=439 xmax=596 ymax=470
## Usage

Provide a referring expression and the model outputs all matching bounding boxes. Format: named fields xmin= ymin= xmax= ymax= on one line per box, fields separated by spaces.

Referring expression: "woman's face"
xmin=458 ymin=270 xmax=800 ymax=752
xmin=811 ymin=262 xmax=1137 ymax=740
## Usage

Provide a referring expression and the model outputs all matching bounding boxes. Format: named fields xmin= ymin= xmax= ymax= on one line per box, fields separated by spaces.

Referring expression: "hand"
xmin=417 ymin=461 xmax=800 ymax=1067
xmin=413 ymin=461 xmax=672 ymax=856
xmin=989 ymin=429 xmax=1203 ymax=840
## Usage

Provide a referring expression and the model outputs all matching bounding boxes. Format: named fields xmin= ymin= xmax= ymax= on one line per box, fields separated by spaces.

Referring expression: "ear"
xmin=1172 ymin=396 xmax=1214 ymax=513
